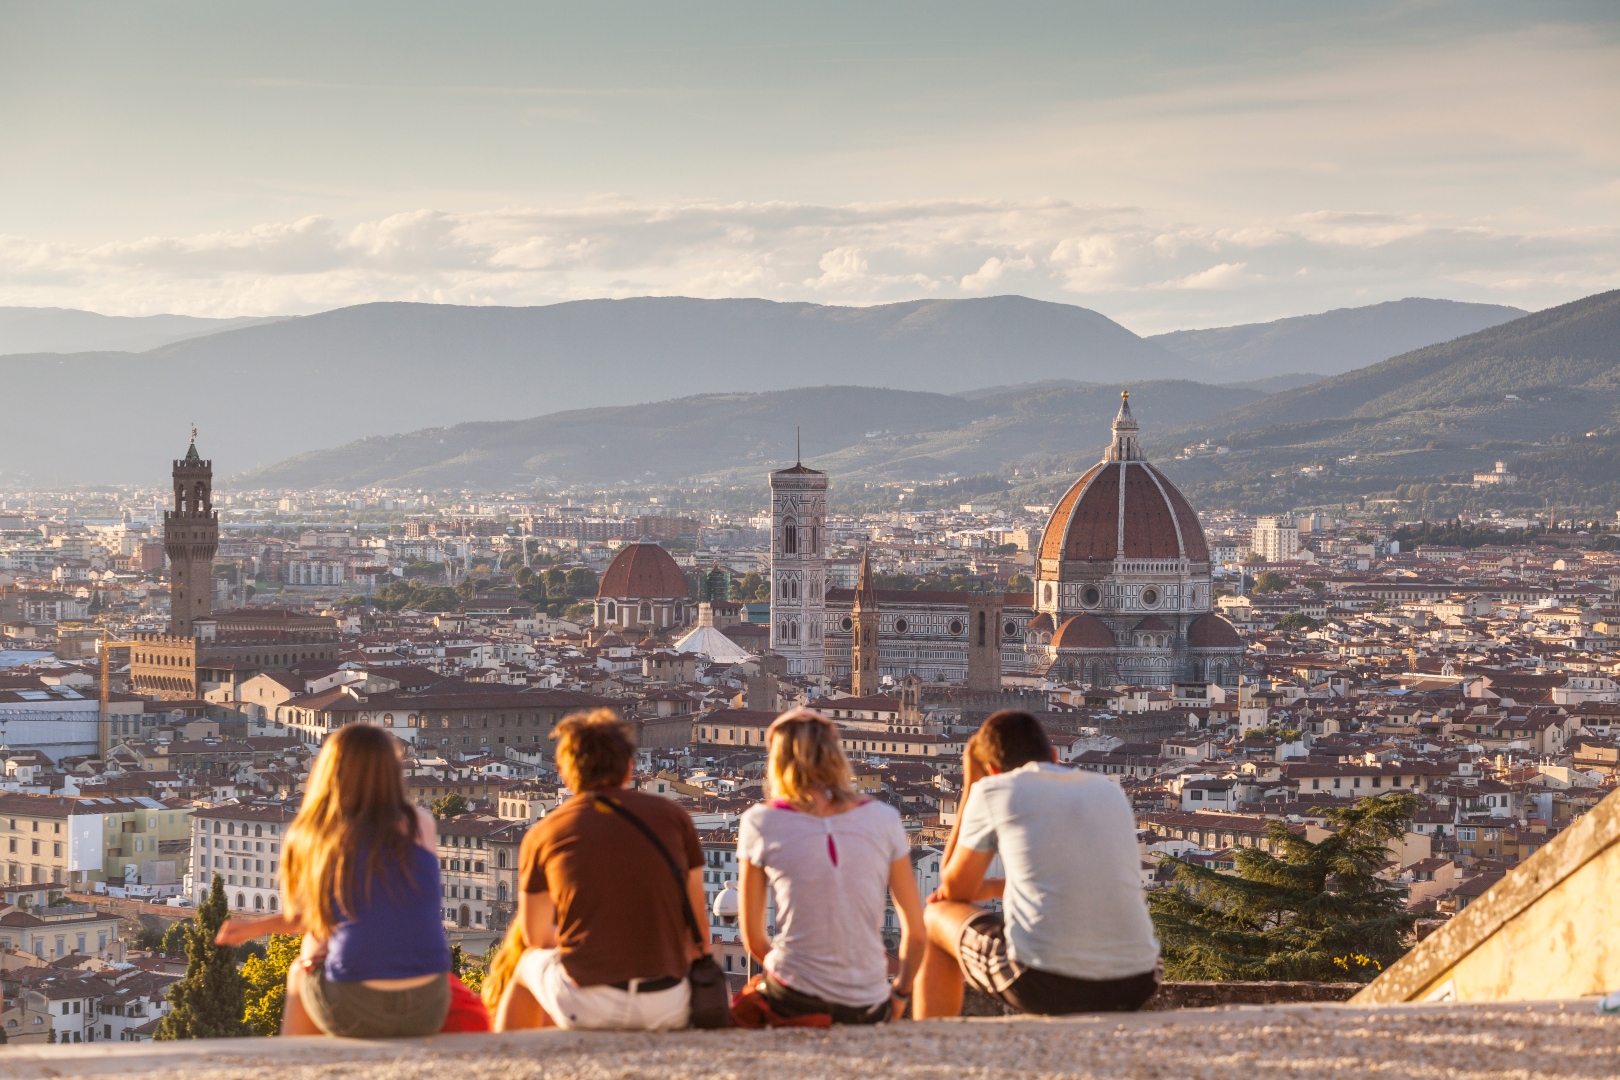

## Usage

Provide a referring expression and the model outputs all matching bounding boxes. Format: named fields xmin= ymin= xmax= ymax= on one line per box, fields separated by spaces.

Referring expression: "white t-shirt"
xmin=957 ymin=761 xmax=1159 ymax=981
xmin=737 ymin=799 xmax=910 ymax=1007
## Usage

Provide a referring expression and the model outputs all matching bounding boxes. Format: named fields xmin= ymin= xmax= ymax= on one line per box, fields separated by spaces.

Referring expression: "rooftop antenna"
xmin=796 ymin=426 xmax=801 ymax=466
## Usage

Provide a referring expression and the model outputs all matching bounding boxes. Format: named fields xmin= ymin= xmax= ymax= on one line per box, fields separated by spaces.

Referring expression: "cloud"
xmin=0 ymin=197 xmax=1614 ymax=332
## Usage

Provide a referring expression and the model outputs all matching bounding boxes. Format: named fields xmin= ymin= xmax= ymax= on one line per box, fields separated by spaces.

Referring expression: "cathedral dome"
xmin=1039 ymin=460 xmax=1210 ymax=563
xmin=1187 ymin=612 xmax=1243 ymax=649
xmin=1051 ymin=613 xmax=1117 ymax=650
xmin=598 ymin=542 xmax=691 ymax=600
xmin=1038 ymin=393 xmax=1209 ymax=564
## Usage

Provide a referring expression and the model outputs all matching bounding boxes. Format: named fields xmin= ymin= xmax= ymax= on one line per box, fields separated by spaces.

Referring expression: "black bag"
xmin=594 ymin=795 xmax=732 ymax=1029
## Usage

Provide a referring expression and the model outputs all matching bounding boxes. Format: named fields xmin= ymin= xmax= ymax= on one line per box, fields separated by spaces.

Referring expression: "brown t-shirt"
xmin=519 ymin=789 xmax=703 ymax=986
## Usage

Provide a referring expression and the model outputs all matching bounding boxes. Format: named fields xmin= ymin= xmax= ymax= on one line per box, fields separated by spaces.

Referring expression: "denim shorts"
xmin=296 ymin=966 xmax=451 ymax=1038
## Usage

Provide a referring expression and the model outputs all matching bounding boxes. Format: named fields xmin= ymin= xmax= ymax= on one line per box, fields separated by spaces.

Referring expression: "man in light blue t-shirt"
xmin=914 ymin=710 xmax=1160 ymax=1017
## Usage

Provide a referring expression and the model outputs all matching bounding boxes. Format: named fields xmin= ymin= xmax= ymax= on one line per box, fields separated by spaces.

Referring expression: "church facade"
xmin=790 ymin=395 xmax=1243 ymax=690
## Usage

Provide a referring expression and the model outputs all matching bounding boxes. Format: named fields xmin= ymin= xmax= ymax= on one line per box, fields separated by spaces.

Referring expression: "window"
xmin=782 ymin=517 xmax=797 ymax=555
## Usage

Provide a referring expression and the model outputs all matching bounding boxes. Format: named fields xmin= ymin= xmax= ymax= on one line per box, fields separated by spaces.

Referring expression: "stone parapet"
xmin=1 ymin=1001 xmax=1603 ymax=1080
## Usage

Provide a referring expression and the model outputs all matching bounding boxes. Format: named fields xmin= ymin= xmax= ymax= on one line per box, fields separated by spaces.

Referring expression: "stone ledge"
xmin=2 ymin=1001 xmax=1610 ymax=1080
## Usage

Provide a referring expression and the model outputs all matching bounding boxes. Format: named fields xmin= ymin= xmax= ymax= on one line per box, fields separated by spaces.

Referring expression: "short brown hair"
xmin=552 ymin=708 xmax=635 ymax=792
xmin=969 ymin=710 xmax=1053 ymax=773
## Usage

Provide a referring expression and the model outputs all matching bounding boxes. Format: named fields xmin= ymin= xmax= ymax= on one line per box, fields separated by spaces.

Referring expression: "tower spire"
xmin=796 ymin=425 xmax=801 ymax=467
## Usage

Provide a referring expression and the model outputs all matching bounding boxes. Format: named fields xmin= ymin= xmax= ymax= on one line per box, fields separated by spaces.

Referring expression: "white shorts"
xmin=514 ymin=947 xmax=691 ymax=1031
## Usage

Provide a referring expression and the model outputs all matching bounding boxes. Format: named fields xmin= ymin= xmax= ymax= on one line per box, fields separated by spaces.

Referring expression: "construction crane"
xmin=98 ymin=629 xmax=133 ymax=760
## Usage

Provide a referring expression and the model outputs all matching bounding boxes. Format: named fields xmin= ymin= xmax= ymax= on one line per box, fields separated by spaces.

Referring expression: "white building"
xmin=1250 ymin=517 xmax=1300 ymax=563
xmin=189 ymin=803 xmax=296 ymax=914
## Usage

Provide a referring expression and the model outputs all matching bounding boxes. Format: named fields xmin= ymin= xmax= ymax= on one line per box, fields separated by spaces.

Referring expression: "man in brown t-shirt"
xmin=495 ymin=709 xmax=707 ymax=1031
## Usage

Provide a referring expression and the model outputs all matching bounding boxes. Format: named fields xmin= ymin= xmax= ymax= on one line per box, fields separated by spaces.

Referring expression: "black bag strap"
xmin=593 ymin=795 xmax=706 ymax=949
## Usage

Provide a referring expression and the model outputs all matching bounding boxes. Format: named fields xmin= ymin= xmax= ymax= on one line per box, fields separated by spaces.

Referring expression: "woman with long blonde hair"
xmin=735 ymin=707 xmax=925 ymax=1024
xmin=215 ymin=723 xmax=452 ymax=1037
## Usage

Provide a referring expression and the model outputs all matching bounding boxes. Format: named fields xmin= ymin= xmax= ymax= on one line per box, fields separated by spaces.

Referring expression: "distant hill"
xmin=1149 ymin=298 xmax=1525 ymax=379
xmin=0 ymin=296 xmax=1186 ymax=484
xmin=0 ymin=307 xmax=283 ymax=355
xmin=1154 ymin=289 xmax=1620 ymax=511
xmin=241 ymin=379 xmax=1266 ymax=490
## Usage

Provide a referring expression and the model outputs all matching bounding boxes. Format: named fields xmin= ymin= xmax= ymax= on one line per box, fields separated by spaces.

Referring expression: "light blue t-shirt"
xmin=957 ymin=761 xmax=1159 ymax=980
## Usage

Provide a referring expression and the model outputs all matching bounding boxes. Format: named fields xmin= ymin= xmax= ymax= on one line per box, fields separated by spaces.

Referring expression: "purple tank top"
xmin=323 ymin=843 xmax=452 ymax=983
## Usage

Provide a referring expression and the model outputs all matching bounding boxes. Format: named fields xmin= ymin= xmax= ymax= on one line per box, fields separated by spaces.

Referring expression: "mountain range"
xmin=249 ymin=289 xmax=1620 ymax=509
xmin=0 ymin=294 xmax=1540 ymax=485
xmin=0 ymin=307 xmax=283 ymax=355
xmin=1155 ymin=289 xmax=1620 ymax=511
xmin=1147 ymin=297 xmax=1525 ymax=380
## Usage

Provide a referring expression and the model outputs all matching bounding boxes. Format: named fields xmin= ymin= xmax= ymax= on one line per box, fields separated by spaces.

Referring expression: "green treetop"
xmin=1149 ymin=793 xmax=1418 ymax=983
xmin=156 ymin=874 xmax=248 ymax=1039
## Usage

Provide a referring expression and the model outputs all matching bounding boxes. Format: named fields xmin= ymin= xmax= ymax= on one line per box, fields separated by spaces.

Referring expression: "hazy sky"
xmin=1 ymin=1 xmax=1616 ymax=332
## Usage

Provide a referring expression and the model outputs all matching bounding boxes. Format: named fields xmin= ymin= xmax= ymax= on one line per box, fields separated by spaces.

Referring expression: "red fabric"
xmin=729 ymin=975 xmax=832 ymax=1029
xmin=440 ymin=975 xmax=492 ymax=1033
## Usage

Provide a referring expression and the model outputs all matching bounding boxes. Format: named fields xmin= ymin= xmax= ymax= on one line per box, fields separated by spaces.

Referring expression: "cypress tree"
xmin=1149 ymin=793 xmax=1418 ymax=982
xmin=156 ymin=875 xmax=247 ymax=1039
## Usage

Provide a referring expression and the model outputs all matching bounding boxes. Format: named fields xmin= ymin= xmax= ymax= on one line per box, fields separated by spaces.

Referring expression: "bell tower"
xmin=851 ymin=548 xmax=881 ymax=697
xmin=165 ymin=433 xmax=218 ymax=637
xmin=768 ymin=451 xmax=827 ymax=676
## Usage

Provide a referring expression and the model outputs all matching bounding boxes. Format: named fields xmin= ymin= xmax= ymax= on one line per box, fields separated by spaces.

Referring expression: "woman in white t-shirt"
xmin=736 ymin=708 xmax=926 ymax=1023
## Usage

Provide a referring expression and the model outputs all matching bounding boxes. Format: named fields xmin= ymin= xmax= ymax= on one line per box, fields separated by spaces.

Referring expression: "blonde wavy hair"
xmin=481 ymin=921 xmax=526 ymax=1008
xmin=766 ymin=708 xmax=857 ymax=811
xmin=283 ymin=723 xmax=420 ymax=940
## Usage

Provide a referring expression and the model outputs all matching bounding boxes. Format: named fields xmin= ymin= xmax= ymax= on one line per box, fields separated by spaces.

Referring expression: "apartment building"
xmin=436 ymin=814 xmax=524 ymax=931
xmin=189 ymin=803 xmax=296 ymax=913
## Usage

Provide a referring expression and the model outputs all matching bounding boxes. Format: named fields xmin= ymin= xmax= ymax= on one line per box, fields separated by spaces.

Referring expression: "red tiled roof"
xmin=597 ymin=542 xmax=691 ymax=600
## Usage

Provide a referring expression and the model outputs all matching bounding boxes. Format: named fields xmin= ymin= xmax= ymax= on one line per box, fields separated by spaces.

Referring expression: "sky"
xmin=0 ymin=1 xmax=1616 ymax=333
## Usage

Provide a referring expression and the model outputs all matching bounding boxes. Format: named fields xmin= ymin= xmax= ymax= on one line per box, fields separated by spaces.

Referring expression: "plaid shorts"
xmin=955 ymin=910 xmax=1160 ymax=1016
xmin=957 ymin=910 xmax=1025 ymax=997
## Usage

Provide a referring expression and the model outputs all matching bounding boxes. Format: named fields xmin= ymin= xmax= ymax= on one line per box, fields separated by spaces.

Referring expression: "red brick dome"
xmin=1051 ymin=613 xmax=1117 ymax=650
xmin=1187 ymin=612 xmax=1242 ymax=648
xmin=597 ymin=542 xmax=691 ymax=600
xmin=1039 ymin=460 xmax=1210 ymax=564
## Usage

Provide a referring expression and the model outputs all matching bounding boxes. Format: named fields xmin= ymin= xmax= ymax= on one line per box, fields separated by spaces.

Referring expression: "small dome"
xmin=1026 ymin=612 xmax=1055 ymax=634
xmin=1187 ymin=612 xmax=1242 ymax=648
xmin=1051 ymin=613 xmax=1117 ymax=650
xmin=1133 ymin=615 xmax=1172 ymax=634
xmin=597 ymin=542 xmax=691 ymax=600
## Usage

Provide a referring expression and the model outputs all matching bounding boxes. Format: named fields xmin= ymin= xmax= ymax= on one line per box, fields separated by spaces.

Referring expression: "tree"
xmin=730 ymin=570 xmax=770 ymax=603
xmin=1302 ymin=579 xmax=1328 ymax=595
xmin=1252 ymin=571 xmax=1291 ymax=594
xmin=156 ymin=875 xmax=248 ymax=1039
xmin=1007 ymin=573 xmax=1033 ymax=593
xmin=160 ymin=920 xmax=190 ymax=956
xmin=1276 ymin=613 xmax=1321 ymax=632
xmin=133 ymin=925 xmax=165 ymax=952
xmin=241 ymin=934 xmax=302 ymax=1036
xmin=433 ymin=793 xmax=469 ymax=819
xmin=564 ymin=568 xmax=598 ymax=597
xmin=1148 ymin=794 xmax=1418 ymax=983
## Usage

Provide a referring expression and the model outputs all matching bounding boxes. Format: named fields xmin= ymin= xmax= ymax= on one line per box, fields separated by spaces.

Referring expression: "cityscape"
xmin=0 ymin=0 xmax=1616 ymax=1070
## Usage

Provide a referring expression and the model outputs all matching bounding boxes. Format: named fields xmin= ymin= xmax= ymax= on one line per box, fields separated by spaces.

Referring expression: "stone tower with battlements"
xmin=850 ymin=548 xmax=881 ymax=696
xmin=768 ymin=459 xmax=827 ymax=675
xmin=165 ymin=436 xmax=218 ymax=638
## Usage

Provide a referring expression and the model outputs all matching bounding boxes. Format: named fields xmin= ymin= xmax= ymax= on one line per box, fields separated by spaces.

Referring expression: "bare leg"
xmin=494 ymin=979 xmax=555 ymax=1031
xmin=913 ymin=901 xmax=979 ymax=1019
xmin=281 ymin=967 xmax=323 ymax=1036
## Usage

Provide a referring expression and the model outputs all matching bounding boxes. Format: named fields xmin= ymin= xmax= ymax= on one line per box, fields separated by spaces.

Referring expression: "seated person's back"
xmin=522 ymin=787 xmax=701 ymax=987
xmin=958 ymin=760 xmax=1158 ymax=981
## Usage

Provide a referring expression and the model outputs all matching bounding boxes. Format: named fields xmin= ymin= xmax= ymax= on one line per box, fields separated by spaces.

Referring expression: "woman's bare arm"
xmin=215 ymin=912 xmax=306 ymax=947
xmin=739 ymin=860 xmax=770 ymax=965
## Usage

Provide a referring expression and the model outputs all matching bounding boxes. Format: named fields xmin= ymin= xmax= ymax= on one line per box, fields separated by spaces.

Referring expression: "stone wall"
xmin=960 ymin=980 xmax=1361 ymax=1015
